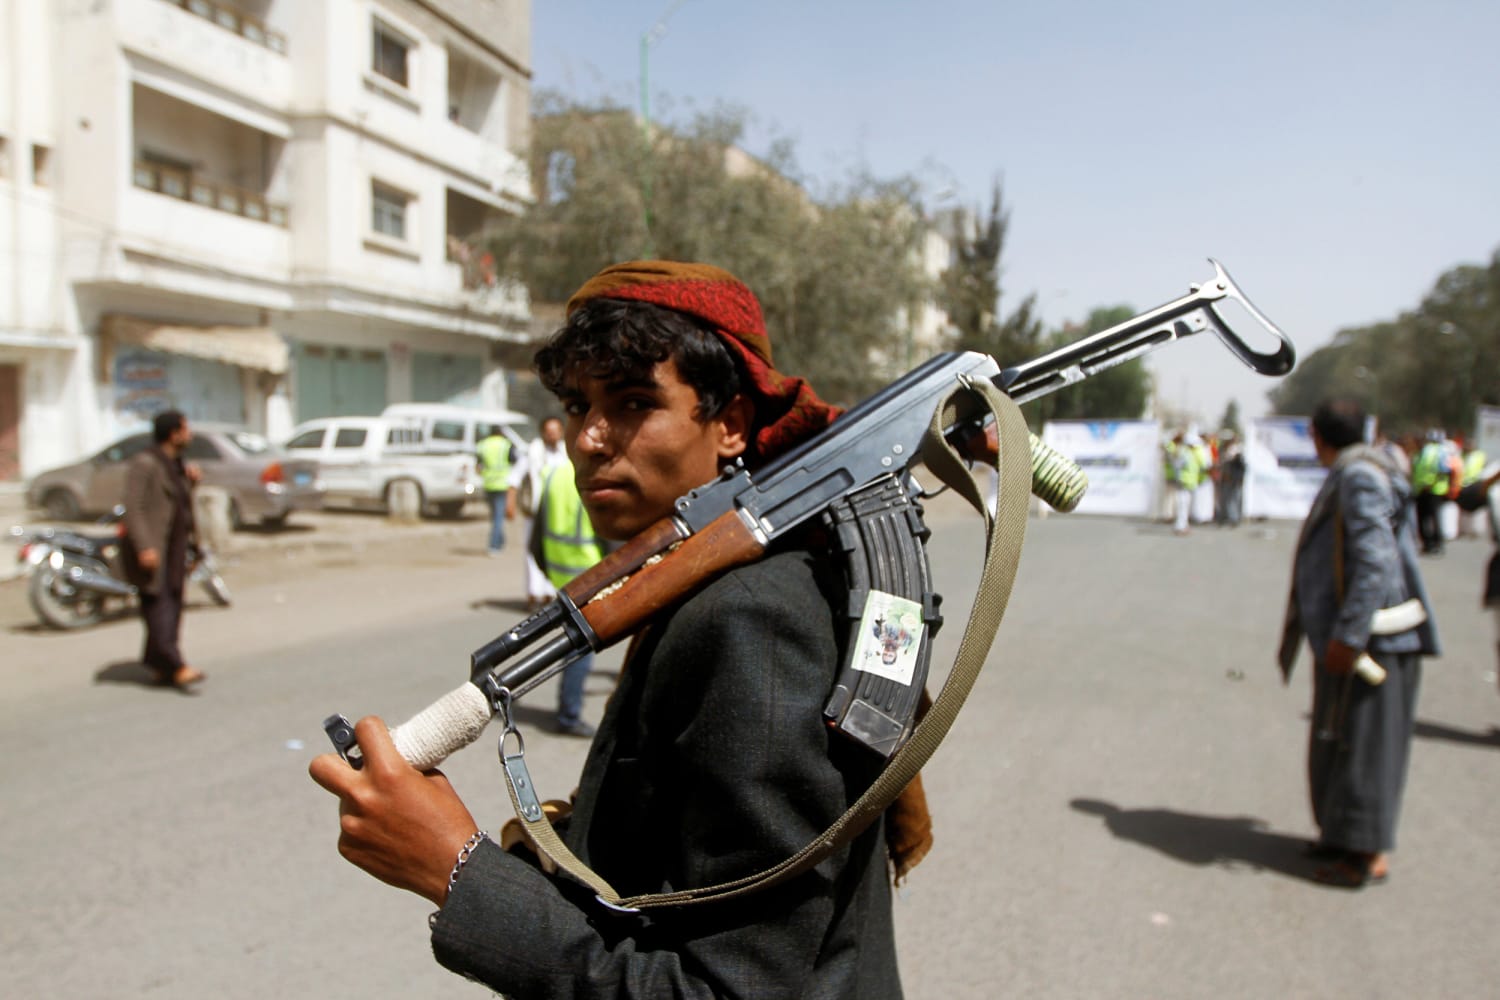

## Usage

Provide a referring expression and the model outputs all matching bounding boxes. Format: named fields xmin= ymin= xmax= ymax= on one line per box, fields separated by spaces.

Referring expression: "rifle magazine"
xmin=822 ymin=474 xmax=940 ymax=757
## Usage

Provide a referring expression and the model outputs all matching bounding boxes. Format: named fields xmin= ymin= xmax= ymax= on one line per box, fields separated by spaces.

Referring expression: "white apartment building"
xmin=0 ymin=0 xmax=532 ymax=480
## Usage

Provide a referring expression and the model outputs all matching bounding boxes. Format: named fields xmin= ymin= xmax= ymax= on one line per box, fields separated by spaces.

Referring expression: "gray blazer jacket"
xmin=432 ymin=546 xmax=901 ymax=999
xmin=1279 ymin=445 xmax=1439 ymax=678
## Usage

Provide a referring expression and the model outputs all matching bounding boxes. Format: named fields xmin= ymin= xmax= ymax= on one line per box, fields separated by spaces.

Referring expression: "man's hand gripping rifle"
xmin=325 ymin=259 xmax=1294 ymax=770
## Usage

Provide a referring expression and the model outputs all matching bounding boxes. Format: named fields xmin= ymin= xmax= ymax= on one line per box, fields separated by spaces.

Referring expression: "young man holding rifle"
xmin=311 ymin=262 xmax=928 ymax=998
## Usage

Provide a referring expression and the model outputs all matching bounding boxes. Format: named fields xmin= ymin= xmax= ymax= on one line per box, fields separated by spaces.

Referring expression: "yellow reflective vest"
xmin=476 ymin=434 xmax=512 ymax=493
xmin=539 ymin=465 xmax=603 ymax=587
xmin=1413 ymin=442 xmax=1454 ymax=495
xmin=1164 ymin=441 xmax=1203 ymax=489
xmin=1463 ymin=449 xmax=1487 ymax=487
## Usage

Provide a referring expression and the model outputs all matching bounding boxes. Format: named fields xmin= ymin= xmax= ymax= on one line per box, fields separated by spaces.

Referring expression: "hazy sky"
xmin=530 ymin=0 xmax=1500 ymax=423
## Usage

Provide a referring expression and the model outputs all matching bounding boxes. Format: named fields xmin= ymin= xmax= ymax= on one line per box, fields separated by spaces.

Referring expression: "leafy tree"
xmin=1267 ymin=321 xmax=1402 ymax=419
xmin=937 ymin=180 xmax=1050 ymax=367
xmin=1269 ymin=247 xmax=1499 ymax=433
xmin=1405 ymin=255 xmax=1499 ymax=431
xmin=933 ymin=181 xmax=1148 ymax=427
xmin=1217 ymin=399 xmax=1242 ymax=436
xmin=490 ymin=96 xmax=654 ymax=303
xmin=940 ymin=180 xmax=1006 ymax=353
xmin=1029 ymin=306 xmax=1152 ymax=426
xmin=485 ymin=93 xmax=929 ymax=404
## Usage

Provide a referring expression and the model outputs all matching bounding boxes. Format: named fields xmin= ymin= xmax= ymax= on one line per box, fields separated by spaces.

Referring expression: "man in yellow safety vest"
xmin=1163 ymin=431 xmax=1202 ymax=536
xmin=1411 ymin=430 xmax=1460 ymax=555
xmin=530 ymin=455 xmax=604 ymax=737
xmin=476 ymin=425 xmax=513 ymax=556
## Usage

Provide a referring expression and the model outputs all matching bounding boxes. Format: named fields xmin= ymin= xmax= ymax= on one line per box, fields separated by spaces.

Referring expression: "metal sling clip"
xmin=493 ymin=688 xmax=543 ymax=822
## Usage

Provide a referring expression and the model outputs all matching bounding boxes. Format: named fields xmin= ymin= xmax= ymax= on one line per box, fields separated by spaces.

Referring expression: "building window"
xmin=446 ymin=46 xmax=502 ymax=137
xmin=31 ymin=143 xmax=53 ymax=187
xmin=371 ymin=182 xmax=409 ymax=240
xmin=180 ymin=0 xmax=288 ymax=53
xmin=372 ymin=21 xmax=411 ymax=89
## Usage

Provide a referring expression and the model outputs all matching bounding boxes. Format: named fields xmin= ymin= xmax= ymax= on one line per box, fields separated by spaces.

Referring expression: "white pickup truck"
xmin=281 ymin=408 xmax=531 ymax=519
xmin=281 ymin=415 xmax=478 ymax=518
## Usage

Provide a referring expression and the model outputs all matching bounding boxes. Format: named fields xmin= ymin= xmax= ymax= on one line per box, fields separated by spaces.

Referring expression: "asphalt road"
xmin=1 ymin=499 xmax=1497 ymax=999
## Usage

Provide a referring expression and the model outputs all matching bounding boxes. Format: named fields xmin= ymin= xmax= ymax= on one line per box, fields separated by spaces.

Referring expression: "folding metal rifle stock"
xmin=325 ymin=258 xmax=1295 ymax=769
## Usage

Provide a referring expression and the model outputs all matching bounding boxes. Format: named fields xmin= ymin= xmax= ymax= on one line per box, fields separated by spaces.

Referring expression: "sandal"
xmin=1312 ymin=858 xmax=1388 ymax=889
xmin=167 ymin=666 xmax=207 ymax=691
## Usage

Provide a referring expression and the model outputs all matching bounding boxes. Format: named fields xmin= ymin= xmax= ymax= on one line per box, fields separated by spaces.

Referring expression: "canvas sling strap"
xmin=498 ymin=376 xmax=1033 ymax=912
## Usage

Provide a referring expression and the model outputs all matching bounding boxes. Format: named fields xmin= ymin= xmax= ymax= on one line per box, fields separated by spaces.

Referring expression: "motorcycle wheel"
xmin=192 ymin=557 xmax=232 ymax=607
xmin=28 ymin=567 xmax=106 ymax=629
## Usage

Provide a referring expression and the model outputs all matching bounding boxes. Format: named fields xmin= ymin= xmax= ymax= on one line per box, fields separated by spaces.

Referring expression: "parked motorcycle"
xmin=9 ymin=508 xmax=231 ymax=630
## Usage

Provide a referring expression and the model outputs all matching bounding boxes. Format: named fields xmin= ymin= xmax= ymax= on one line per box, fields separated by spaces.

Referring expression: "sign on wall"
xmin=1040 ymin=420 xmax=1161 ymax=516
xmin=112 ymin=348 xmax=246 ymax=426
xmin=113 ymin=350 xmax=173 ymax=419
xmin=1244 ymin=416 xmax=1324 ymax=520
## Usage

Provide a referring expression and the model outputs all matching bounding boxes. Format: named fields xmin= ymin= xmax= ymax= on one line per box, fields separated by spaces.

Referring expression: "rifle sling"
xmin=503 ymin=379 xmax=1032 ymax=912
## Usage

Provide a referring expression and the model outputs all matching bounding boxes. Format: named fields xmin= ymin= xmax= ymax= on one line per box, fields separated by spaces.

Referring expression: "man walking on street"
xmin=1278 ymin=398 xmax=1438 ymax=888
xmin=508 ymin=416 xmax=569 ymax=610
xmin=123 ymin=409 xmax=206 ymax=691
xmin=530 ymin=452 xmax=604 ymax=737
xmin=476 ymin=425 xmax=513 ymax=556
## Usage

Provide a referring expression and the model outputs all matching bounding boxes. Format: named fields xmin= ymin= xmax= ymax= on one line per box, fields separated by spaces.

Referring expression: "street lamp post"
xmin=638 ymin=0 xmax=691 ymax=258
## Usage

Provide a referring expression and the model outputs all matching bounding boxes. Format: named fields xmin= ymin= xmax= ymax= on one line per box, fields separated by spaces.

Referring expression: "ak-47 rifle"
xmin=325 ymin=259 xmax=1294 ymax=777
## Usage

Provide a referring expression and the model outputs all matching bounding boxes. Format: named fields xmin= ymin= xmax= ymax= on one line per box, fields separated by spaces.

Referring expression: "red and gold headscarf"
xmin=566 ymin=261 xmax=841 ymax=461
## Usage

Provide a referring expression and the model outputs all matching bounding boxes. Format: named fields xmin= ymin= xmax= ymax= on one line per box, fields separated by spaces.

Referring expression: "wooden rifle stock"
xmin=959 ymin=423 xmax=1001 ymax=466
xmin=561 ymin=518 xmax=687 ymax=604
xmin=568 ymin=511 xmax=767 ymax=644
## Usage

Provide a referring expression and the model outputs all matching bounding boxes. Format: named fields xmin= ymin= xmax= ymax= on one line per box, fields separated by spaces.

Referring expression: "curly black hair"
xmin=1311 ymin=398 xmax=1366 ymax=450
xmin=152 ymin=409 xmax=187 ymax=444
xmin=534 ymin=298 xmax=744 ymax=421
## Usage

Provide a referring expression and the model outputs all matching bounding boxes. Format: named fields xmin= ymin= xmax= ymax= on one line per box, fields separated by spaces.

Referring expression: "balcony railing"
xmin=132 ymin=161 xmax=288 ymax=227
xmin=169 ymin=0 xmax=287 ymax=54
xmin=446 ymin=237 xmax=498 ymax=291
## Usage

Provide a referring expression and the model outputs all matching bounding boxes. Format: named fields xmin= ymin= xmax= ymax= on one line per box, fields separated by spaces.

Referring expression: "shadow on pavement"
xmin=1413 ymin=717 xmax=1500 ymax=750
xmin=1070 ymin=798 xmax=1320 ymax=882
xmin=6 ymin=606 xmax=136 ymax=634
xmin=236 ymin=521 xmax=315 ymax=537
xmin=508 ymin=701 xmax=559 ymax=731
xmin=94 ymin=659 xmax=172 ymax=691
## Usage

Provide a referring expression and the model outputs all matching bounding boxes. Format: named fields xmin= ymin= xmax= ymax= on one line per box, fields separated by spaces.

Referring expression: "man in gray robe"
xmin=1278 ymin=399 xmax=1439 ymax=887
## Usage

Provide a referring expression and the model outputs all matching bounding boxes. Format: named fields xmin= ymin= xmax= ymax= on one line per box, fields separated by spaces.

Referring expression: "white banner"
xmin=1477 ymin=405 xmax=1500 ymax=470
xmin=1040 ymin=420 xmax=1161 ymax=516
xmin=1245 ymin=416 xmax=1325 ymax=520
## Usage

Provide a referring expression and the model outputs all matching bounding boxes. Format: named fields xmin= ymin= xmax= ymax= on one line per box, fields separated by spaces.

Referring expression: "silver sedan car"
xmin=25 ymin=424 xmax=324 ymax=528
